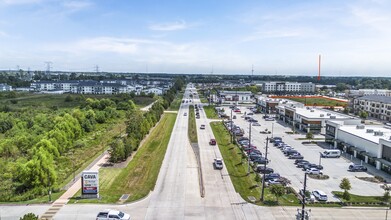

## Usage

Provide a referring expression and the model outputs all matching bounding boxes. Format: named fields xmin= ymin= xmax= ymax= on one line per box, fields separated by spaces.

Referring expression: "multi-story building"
xmin=326 ymin=120 xmax=391 ymax=174
xmin=353 ymin=95 xmax=391 ymax=121
xmin=262 ymin=82 xmax=315 ymax=94
xmin=348 ymin=89 xmax=391 ymax=97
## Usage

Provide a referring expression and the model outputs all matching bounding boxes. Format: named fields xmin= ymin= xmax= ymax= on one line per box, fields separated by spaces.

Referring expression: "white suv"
xmin=312 ymin=190 xmax=328 ymax=201
xmin=96 ymin=209 xmax=131 ymax=220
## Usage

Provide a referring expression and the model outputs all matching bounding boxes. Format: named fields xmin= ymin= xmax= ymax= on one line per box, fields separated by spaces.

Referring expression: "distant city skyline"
xmin=0 ymin=0 xmax=390 ymax=76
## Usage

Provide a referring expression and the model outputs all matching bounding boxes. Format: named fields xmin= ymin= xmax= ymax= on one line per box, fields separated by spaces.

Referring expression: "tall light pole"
xmin=260 ymin=136 xmax=269 ymax=202
xmin=247 ymin=120 xmax=252 ymax=175
xmin=230 ymin=109 xmax=233 ymax=144
xmin=272 ymin=123 xmax=274 ymax=139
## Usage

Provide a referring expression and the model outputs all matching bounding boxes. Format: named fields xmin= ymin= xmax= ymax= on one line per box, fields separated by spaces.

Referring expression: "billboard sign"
xmin=81 ymin=171 xmax=99 ymax=195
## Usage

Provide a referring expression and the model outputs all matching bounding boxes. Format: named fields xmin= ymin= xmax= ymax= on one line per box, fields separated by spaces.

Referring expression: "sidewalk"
xmin=40 ymin=152 xmax=110 ymax=220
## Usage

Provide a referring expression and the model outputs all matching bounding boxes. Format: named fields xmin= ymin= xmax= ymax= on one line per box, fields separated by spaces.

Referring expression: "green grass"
xmin=283 ymin=97 xmax=347 ymax=107
xmin=210 ymin=121 xmax=299 ymax=206
xmin=204 ymin=105 xmax=219 ymax=119
xmin=69 ymin=113 xmax=177 ymax=203
xmin=332 ymin=191 xmax=386 ymax=205
xmin=188 ymin=105 xmax=198 ymax=143
xmin=168 ymin=92 xmax=184 ymax=111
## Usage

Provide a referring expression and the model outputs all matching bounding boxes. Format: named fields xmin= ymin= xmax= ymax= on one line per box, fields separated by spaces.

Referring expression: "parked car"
xmin=209 ymin=139 xmax=216 ymax=145
xmin=295 ymin=159 xmax=308 ymax=165
xmin=312 ymin=190 xmax=328 ymax=201
xmin=252 ymin=157 xmax=269 ymax=164
xmin=299 ymin=189 xmax=315 ymax=203
xmin=348 ymin=164 xmax=368 ymax=172
xmin=267 ymin=179 xmax=282 ymax=186
xmin=234 ymin=109 xmax=241 ymax=113
xmin=96 ymin=209 xmax=131 ymax=220
xmin=289 ymin=153 xmax=304 ymax=159
xmin=200 ymin=124 xmax=205 ymax=129
xmin=284 ymin=149 xmax=299 ymax=156
xmin=265 ymin=173 xmax=280 ymax=181
xmin=213 ymin=158 xmax=223 ymax=170
xmin=248 ymin=118 xmax=258 ymax=123
xmin=296 ymin=161 xmax=310 ymax=168
xmin=252 ymin=122 xmax=261 ymax=126
xmin=270 ymin=137 xmax=282 ymax=143
xmin=302 ymin=163 xmax=323 ymax=171
xmin=265 ymin=117 xmax=275 ymax=121
xmin=306 ymin=168 xmax=323 ymax=175
xmin=320 ymin=149 xmax=341 ymax=158
xmin=256 ymin=166 xmax=274 ymax=174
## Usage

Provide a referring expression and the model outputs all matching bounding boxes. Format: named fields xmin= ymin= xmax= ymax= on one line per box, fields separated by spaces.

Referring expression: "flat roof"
xmin=339 ymin=125 xmax=391 ymax=144
xmin=294 ymin=107 xmax=351 ymax=120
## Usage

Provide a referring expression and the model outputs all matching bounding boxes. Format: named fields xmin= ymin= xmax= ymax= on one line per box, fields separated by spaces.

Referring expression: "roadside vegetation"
xmin=188 ymin=105 xmax=198 ymax=143
xmin=210 ymin=121 xmax=299 ymax=206
xmin=70 ymin=113 xmax=177 ymax=203
xmin=0 ymin=77 xmax=185 ymax=202
xmin=203 ymin=105 xmax=219 ymax=119
xmin=167 ymin=92 xmax=184 ymax=111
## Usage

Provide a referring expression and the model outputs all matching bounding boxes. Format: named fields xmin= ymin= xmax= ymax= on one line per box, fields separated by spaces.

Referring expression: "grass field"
xmin=210 ymin=121 xmax=299 ymax=206
xmin=188 ymin=105 xmax=198 ymax=143
xmin=332 ymin=191 xmax=386 ymax=205
xmin=70 ymin=113 xmax=176 ymax=203
xmin=168 ymin=92 xmax=184 ymax=111
xmin=272 ymin=96 xmax=347 ymax=107
xmin=203 ymin=105 xmax=219 ymax=119
xmin=0 ymin=94 xmax=156 ymax=111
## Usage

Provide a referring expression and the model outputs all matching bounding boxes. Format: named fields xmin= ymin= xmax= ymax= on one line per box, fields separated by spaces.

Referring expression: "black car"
xmin=264 ymin=173 xmax=280 ymax=181
xmin=302 ymin=163 xmax=323 ymax=171
xmin=348 ymin=164 xmax=368 ymax=172
xmin=252 ymin=157 xmax=269 ymax=164
xmin=295 ymin=159 xmax=308 ymax=164
xmin=284 ymin=149 xmax=299 ymax=156
xmin=296 ymin=161 xmax=310 ymax=168
xmin=256 ymin=166 xmax=274 ymax=174
xmin=270 ymin=137 xmax=282 ymax=143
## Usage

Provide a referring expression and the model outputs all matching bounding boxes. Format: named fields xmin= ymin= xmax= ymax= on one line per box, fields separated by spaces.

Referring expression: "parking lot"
xmin=221 ymin=105 xmax=386 ymax=202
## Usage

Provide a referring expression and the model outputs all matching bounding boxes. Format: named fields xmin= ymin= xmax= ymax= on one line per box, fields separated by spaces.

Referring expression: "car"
xmin=348 ymin=164 xmax=368 ymax=172
xmin=248 ymin=118 xmax=258 ymax=123
xmin=209 ymin=139 xmax=216 ymax=145
xmin=299 ymin=189 xmax=315 ymax=203
xmin=233 ymin=115 xmax=237 ymax=119
xmin=265 ymin=117 xmax=275 ymax=121
xmin=183 ymin=113 xmax=187 ymax=116
xmin=213 ymin=158 xmax=223 ymax=170
xmin=270 ymin=137 xmax=282 ymax=143
xmin=267 ymin=178 xmax=282 ymax=186
xmin=96 ymin=209 xmax=131 ymax=220
xmin=252 ymin=157 xmax=269 ymax=164
xmin=246 ymin=149 xmax=262 ymax=155
xmin=284 ymin=149 xmax=299 ymax=156
xmin=296 ymin=161 xmax=310 ymax=168
xmin=247 ymin=112 xmax=254 ymax=115
xmin=265 ymin=173 xmax=280 ymax=181
xmin=289 ymin=153 xmax=304 ymax=159
xmin=295 ymin=159 xmax=308 ymax=165
xmin=252 ymin=122 xmax=261 ymax=126
xmin=306 ymin=168 xmax=323 ymax=175
xmin=312 ymin=190 xmax=328 ymax=201
xmin=256 ymin=166 xmax=274 ymax=174
xmin=248 ymin=152 xmax=262 ymax=158
xmin=234 ymin=109 xmax=241 ymax=113
xmin=302 ymin=163 xmax=323 ymax=170
xmin=200 ymin=124 xmax=205 ymax=129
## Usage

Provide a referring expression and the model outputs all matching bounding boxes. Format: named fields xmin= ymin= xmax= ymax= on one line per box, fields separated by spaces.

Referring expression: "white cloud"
xmin=0 ymin=30 xmax=7 ymax=37
xmin=149 ymin=20 xmax=189 ymax=31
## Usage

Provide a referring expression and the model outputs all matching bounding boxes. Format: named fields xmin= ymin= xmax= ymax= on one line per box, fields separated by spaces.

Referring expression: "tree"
xmin=359 ymin=111 xmax=368 ymax=119
xmin=20 ymin=213 xmax=39 ymax=220
xmin=269 ymin=184 xmax=285 ymax=204
xmin=306 ymin=132 xmax=314 ymax=140
xmin=108 ymin=139 xmax=125 ymax=163
xmin=339 ymin=178 xmax=352 ymax=200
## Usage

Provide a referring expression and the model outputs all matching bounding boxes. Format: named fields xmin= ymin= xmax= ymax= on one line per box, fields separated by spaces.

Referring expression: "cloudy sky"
xmin=0 ymin=0 xmax=390 ymax=76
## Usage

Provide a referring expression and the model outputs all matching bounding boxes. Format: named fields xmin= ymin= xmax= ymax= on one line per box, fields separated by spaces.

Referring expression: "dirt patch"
xmin=356 ymin=176 xmax=382 ymax=183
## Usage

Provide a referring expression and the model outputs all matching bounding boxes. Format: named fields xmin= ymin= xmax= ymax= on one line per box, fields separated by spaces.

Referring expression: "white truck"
xmin=320 ymin=150 xmax=341 ymax=158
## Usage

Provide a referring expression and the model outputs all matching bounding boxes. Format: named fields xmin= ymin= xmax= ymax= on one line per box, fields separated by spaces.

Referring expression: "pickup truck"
xmin=96 ymin=209 xmax=131 ymax=220
xmin=213 ymin=158 xmax=223 ymax=170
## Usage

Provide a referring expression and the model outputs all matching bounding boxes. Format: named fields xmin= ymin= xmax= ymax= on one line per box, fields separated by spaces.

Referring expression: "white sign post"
xmin=81 ymin=170 xmax=99 ymax=199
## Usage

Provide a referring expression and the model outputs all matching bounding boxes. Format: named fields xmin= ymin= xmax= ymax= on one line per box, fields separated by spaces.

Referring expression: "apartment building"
xmin=0 ymin=83 xmax=12 ymax=92
xmin=262 ymin=82 xmax=315 ymax=94
xmin=217 ymin=90 xmax=253 ymax=104
xmin=353 ymin=95 xmax=391 ymax=121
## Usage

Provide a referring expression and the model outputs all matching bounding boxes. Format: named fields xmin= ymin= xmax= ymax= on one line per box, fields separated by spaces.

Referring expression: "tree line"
xmin=108 ymin=77 xmax=185 ymax=162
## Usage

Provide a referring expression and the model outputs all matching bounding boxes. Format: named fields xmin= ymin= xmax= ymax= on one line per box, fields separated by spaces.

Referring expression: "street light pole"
xmin=248 ymin=120 xmax=252 ymax=175
xmin=319 ymin=152 xmax=322 ymax=166
xmin=260 ymin=136 xmax=269 ymax=202
xmin=272 ymin=123 xmax=274 ymax=139
xmin=230 ymin=109 xmax=233 ymax=144
xmin=301 ymin=172 xmax=308 ymax=220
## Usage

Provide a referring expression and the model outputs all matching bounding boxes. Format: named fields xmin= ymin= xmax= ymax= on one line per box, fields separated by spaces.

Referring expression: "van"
xmin=321 ymin=150 xmax=341 ymax=158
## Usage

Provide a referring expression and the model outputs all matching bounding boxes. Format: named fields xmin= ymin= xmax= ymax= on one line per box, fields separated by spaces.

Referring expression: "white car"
xmin=312 ymin=190 xmax=328 ymax=201
xmin=306 ymin=168 xmax=323 ymax=175
xmin=96 ymin=209 xmax=131 ymax=220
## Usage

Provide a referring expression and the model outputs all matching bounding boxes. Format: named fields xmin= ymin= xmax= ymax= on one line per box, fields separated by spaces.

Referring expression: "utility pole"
xmin=260 ymin=136 xmax=269 ymax=201
xmin=301 ymin=173 xmax=308 ymax=220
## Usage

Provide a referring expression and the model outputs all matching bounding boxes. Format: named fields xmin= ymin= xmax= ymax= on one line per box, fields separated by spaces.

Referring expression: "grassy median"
xmin=204 ymin=105 xmax=219 ymax=119
xmin=188 ymin=105 xmax=198 ymax=143
xmin=70 ymin=113 xmax=177 ymax=203
xmin=210 ymin=121 xmax=298 ymax=206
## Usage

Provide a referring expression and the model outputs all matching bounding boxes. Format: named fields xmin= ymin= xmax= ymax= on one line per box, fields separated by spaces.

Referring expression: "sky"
xmin=0 ymin=0 xmax=391 ymax=76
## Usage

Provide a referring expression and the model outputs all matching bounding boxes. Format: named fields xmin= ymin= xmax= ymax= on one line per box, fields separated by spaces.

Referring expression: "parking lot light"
xmin=319 ymin=152 xmax=322 ymax=166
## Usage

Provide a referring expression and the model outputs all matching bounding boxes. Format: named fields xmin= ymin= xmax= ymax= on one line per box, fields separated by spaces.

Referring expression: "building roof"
xmin=356 ymin=95 xmax=391 ymax=104
xmin=339 ymin=125 xmax=391 ymax=144
xmin=220 ymin=90 xmax=252 ymax=95
xmin=294 ymin=107 xmax=351 ymax=120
